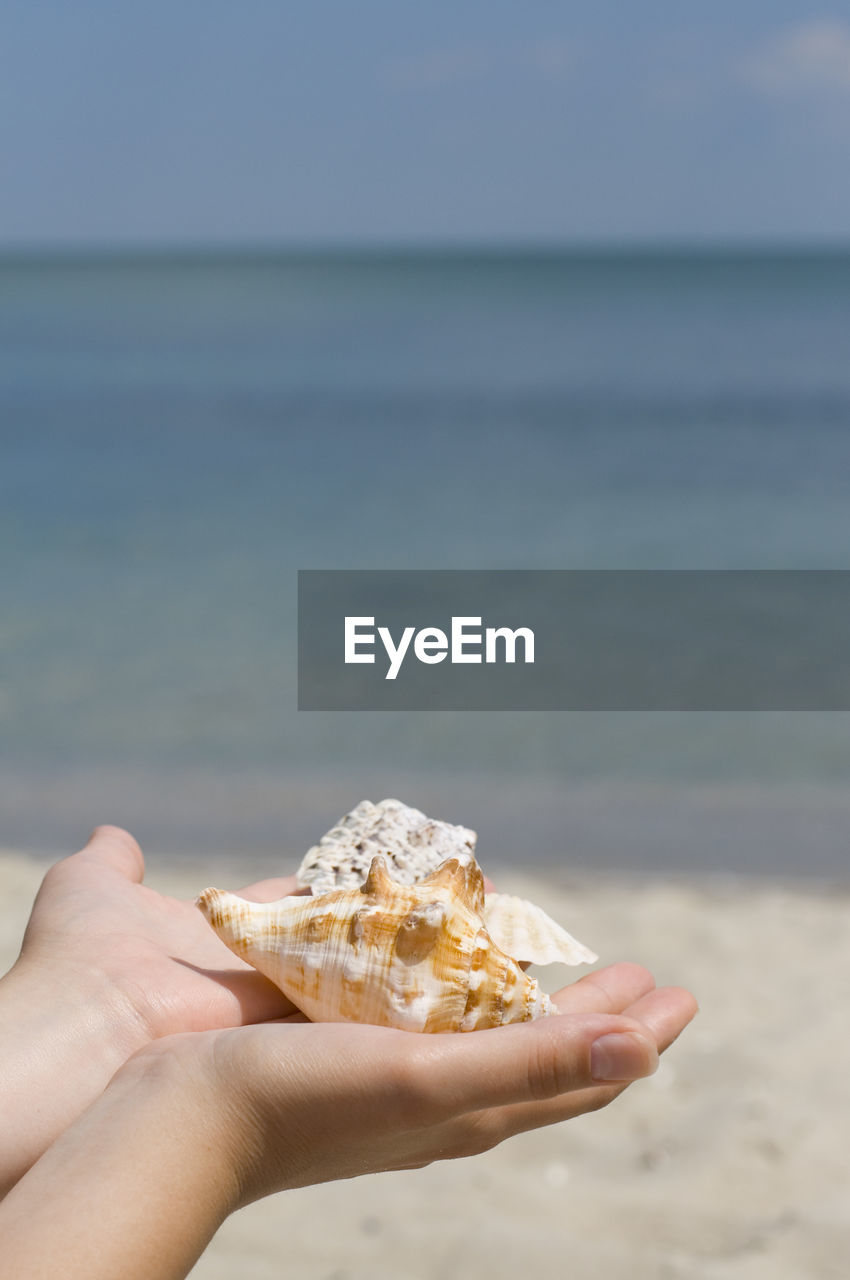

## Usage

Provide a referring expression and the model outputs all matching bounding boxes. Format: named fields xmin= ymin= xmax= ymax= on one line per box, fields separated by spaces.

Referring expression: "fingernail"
xmin=590 ymin=1032 xmax=657 ymax=1082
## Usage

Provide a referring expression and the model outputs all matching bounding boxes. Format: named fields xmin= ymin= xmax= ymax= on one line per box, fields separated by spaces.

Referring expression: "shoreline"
xmin=4 ymin=772 xmax=850 ymax=881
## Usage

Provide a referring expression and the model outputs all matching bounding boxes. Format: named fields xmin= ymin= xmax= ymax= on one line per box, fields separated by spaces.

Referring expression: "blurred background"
xmin=3 ymin=2 xmax=850 ymax=876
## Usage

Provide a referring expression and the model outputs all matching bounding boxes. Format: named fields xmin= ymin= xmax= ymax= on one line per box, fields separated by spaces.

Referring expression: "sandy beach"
xmin=1 ymin=849 xmax=847 ymax=1280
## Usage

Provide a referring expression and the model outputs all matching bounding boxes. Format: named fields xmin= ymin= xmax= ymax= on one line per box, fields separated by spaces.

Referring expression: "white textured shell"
xmin=197 ymin=853 xmax=557 ymax=1033
xmin=296 ymin=798 xmax=597 ymax=969
xmin=295 ymin=798 xmax=477 ymax=895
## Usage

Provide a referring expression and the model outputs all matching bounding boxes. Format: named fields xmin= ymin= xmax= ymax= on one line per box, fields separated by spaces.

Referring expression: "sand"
xmin=1 ymin=850 xmax=847 ymax=1280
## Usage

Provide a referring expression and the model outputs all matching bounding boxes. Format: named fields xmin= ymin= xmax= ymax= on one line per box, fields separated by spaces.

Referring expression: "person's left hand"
xmin=0 ymin=825 xmax=301 ymax=1194
xmin=17 ymin=824 xmax=301 ymax=1036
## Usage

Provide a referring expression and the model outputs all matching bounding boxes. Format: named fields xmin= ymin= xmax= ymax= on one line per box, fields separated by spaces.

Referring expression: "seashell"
xmin=295 ymin=798 xmax=477 ymax=895
xmin=197 ymin=852 xmax=558 ymax=1033
xmin=483 ymin=894 xmax=597 ymax=967
xmin=295 ymin=799 xmax=597 ymax=969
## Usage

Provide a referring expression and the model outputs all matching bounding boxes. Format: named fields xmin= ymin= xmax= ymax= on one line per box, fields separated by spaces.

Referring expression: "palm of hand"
xmin=19 ymin=827 xmax=298 ymax=1045
xmin=190 ymin=959 xmax=696 ymax=1201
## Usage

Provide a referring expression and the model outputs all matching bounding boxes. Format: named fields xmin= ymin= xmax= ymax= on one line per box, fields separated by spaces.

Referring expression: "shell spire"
xmin=417 ymin=851 xmax=485 ymax=915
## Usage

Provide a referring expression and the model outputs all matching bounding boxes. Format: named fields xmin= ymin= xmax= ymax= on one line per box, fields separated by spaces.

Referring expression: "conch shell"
xmin=295 ymin=798 xmax=596 ymax=969
xmin=197 ymin=852 xmax=559 ymax=1033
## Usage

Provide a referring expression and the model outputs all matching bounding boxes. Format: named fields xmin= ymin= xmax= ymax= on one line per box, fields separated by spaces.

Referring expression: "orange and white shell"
xmin=197 ymin=853 xmax=558 ymax=1033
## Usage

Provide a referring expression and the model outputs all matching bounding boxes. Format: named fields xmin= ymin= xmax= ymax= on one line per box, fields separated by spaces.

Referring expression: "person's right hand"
xmin=0 ymin=959 xmax=696 ymax=1280
xmin=180 ymin=960 xmax=697 ymax=1200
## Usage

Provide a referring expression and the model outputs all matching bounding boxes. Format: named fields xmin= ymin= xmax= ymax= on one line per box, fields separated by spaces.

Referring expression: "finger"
xmin=410 ymin=1077 xmax=622 ymax=1162
xmin=390 ymin=1012 xmax=660 ymax=1127
xmin=619 ymin=985 xmax=699 ymax=1052
xmin=234 ymin=876 xmax=307 ymax=902
xmin=441 ymin=1078 xmax=629 ymax=1156
xmin=75 ymin=825 xmax=145 ymax=883
xmin=205 ymin=970 xmax=302 ymax=1024
xmin=551 ymin=963 xmax=657 ymax=1017
xmin=445 ymin=985 xmax=699 ymax=1149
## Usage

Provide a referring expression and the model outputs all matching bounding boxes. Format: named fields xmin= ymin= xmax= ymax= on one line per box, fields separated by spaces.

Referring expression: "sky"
xmin=2 ymin=1 xmax=850 ymax=246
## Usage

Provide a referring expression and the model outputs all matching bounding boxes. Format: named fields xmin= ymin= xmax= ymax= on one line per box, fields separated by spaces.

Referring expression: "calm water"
xmin=2 ymin=248 xmax=850 ymax=874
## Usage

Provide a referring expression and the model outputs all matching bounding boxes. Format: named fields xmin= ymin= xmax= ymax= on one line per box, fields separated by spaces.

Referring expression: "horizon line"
xmin=3 ymin=235 xmax=850 ymax=261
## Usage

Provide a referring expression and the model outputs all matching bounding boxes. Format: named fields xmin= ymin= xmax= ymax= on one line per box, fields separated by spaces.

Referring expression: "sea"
xmin=2 ymin=247 xmax=850 ymax=879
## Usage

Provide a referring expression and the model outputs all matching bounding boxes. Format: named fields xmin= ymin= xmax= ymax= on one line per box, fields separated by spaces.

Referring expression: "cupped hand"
xmin=14 ymin=825 xmax=301 ymax=1047
xmin=0 ymin=825 xmax=310 ymax=1195
xmin=174 ymin=960 xmax=697 ymax=1202
xmin=0 ymin=966 xmax=696 ymax=1280
xmin=1 ymin=823 xmax=697 ymax=1208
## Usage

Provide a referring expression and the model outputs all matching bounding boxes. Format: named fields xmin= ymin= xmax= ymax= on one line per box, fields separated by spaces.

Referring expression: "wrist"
xmin=119 ymin=1034 xmax=254 ymax=1213
xmin=154 ymin=1026 xmax=294 ymax=1208
xmin=2 ymin=949 xmax=152 ymax=1065
xmin=0 ymin=1035 xmax=244 ymax=1280
xmin=0 ymin=956 xmax=151 ymax=1195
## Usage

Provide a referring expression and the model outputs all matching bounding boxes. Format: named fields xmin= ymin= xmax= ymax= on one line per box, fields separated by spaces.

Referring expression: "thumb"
xmin=77 ymin=825 xmax=146 ymax=884
xmin=405 ymin=1013 xmax=659 ymax=1122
